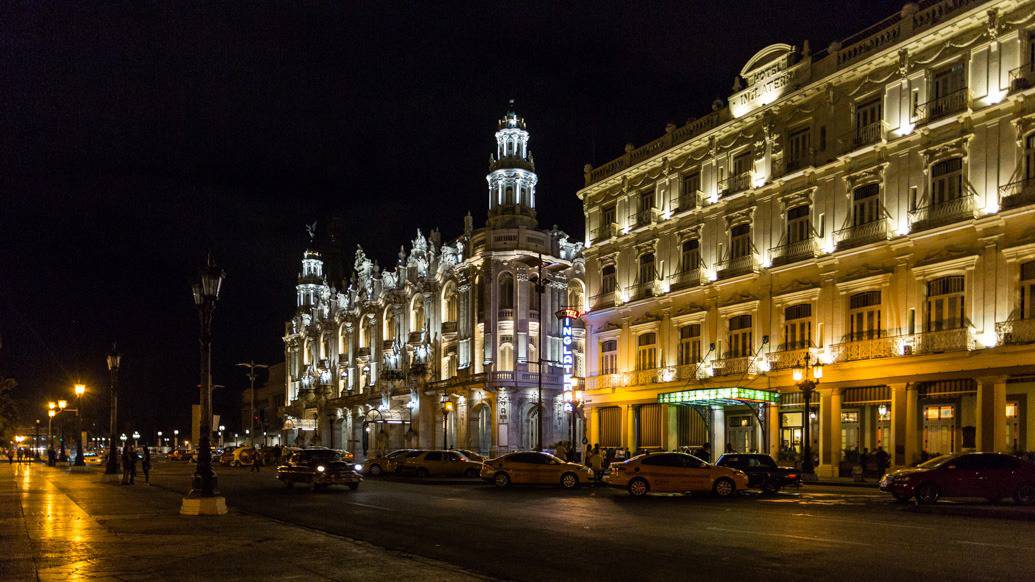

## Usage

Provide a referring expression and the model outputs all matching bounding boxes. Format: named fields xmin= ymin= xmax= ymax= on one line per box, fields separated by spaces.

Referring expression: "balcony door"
xmin=930 ymin=158 xmax=963 ymax=206
xmin=925 ymin=276 xmax=965 ymax=332
xmin=848 ymin=291 xmax=882 ymax=341
xmin=852 ymin=184 xmax=880 ymax=227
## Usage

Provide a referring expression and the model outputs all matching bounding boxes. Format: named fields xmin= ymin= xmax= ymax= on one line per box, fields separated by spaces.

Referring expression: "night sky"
xmin=1 ymin=1 xmax=902 ymax=437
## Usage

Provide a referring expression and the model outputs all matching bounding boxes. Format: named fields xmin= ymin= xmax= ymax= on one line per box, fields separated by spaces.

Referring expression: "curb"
xmin=904 ymin=504 xmax=1035 ymax=522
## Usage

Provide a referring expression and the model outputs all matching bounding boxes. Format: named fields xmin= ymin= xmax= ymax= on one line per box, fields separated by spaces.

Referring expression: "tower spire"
xmin=486 ymin=101 xmax=537 ymax=228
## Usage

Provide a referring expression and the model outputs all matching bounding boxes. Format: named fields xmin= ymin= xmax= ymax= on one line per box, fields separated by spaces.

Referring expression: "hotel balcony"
xmin=355 ymin=347 xmax=371 ymax=358
xmin=770 ymin=238 xmax=817 ymax=267
xmin=715 ymin=255 xmax=757 ymax=280
xmin=711 ymin=355 xmax=753 ymax=376
xmin=630 ymin=281 xmax=656 ymax=302
xmin=908 ymin=193 xmax=975 ymax=232
xmin=675 ymin=192 xmax=699 ymax=213
xmin=591 ymin=290 xmax=616 ymax=310
xmin=997 ymin=319 xmax=1035 ymax=346
xmin=911 ymin=88 xmax=968 ymax=126
xmin=913 ymin=327 xmax=971 ymax=355
xmin=851 ymin=122 xmax=882 ymax=149
xmin=999 ymin=177 xmax=1035 ymax=211
xmin=629 ymin=208 xmax=657 ymax=229
xmin=832 ymin=334 xmax=897 ymax=362
xmin=497 ymin=308 xmax=515 ymax=320
xmin=441 ymin=321 xmax=458 ymax=334
xmin=1010 ymin=62 xmax=1035 ymax=92
xmin=834 ymin=219 xmax=888 ymax=251
xmin=719 ymin=173 xmax=751 ymax=196
xmin=669 ymin=268 xmax=704 ymax=291
xmin=591 ymin=223 xmax=620 ymax=243
xmin=768 ymin=344 xmax=812 ymax=370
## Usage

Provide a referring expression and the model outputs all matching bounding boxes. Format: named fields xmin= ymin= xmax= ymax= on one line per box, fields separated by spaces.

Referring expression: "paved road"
xmin=150 ymin=462 xmax=1035 ymax=581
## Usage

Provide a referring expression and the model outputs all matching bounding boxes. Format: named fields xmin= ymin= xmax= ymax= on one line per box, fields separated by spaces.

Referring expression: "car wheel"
xmin=713 ymin=477 xmax=736 ymax=498
xmin=628 ymin=477 xmax=649 ymax=497
xmin=415 ymin=468 xmax=429 ymax=478
xmin=1014 ymin=483 xmax=1035 ymax=506
xmin=915 ymin=482 xmax=940 ymax=504
xmin=369 ymin=464 xmax=382 ymax=476
xmin=891 ymin=492 xmax=911 ymax=503
xmin=762 ymin=479 xmax=781 ymax=495
xmin=560 ymin=472 xmax=579 ymax=489
xmin=464 ymin=468 xmax=480 ymax=479
xmin=348 ymin=483 xmax=359 ymax=491
xmin=494 ymin=472 xmax=511 ymax=488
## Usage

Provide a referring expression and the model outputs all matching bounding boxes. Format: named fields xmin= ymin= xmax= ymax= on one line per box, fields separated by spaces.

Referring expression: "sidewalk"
xmin=0 ymin=463 xmax=482 ymax=581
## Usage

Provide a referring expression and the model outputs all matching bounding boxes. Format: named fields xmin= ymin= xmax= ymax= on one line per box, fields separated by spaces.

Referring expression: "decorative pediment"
xmin=630 ymin=312 xmax=662 ymax=328
xmin=843 ymin=162 xmax=888 ymax=190
xmin=920 ymin=135 xmax=973 ymax=166
xmin=724 ymin=206 xmax=756 ymax=228
xmin=677 ymin=224 xmax=704 ymax=242
xmin=778 ymin=186 xmax=816 ymax=210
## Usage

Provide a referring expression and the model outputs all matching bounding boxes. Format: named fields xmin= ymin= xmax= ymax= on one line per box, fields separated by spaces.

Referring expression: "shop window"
xmin=925 ymin=276 xmax=965 ymax=331
xmin=924 ymin=405 xmax=955 ymax=420
xmin=600 ymin=340 xmax=618 ymax=375
xmin=678 ymin=324 xmax=702 ymax=366
xmin=728 ymin=314 xmax=753 ymax=357
xmin=783 ymin=304 xmax=812 ymax=350
xmin=848 ymin=290 xmax=882 ymax=341
xmin=637 ymin=332 xmax=658 ymax=370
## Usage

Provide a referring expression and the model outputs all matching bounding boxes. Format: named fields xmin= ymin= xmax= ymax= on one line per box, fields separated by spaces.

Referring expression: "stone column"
xmin=711 ymin=406 xmax=726 ymax=457
xmin=817 ymin=387 xmax=842 ymax=479
xmin=665 ymin=405 xmax=679 ymax=450
xmin=621 ymin=404 xmax=634 ymax=451
xmin=889 ymin=383 xmax=908 ymax=467
xmin=977 ymin=376 xmax=1007 ymax=452
xmin=905 ymin=384 xmax=919 ymax=466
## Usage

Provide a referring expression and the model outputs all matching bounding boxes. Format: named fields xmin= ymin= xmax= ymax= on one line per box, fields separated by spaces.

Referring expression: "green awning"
xmin=658 ymin=387 xmax=779 ymax=406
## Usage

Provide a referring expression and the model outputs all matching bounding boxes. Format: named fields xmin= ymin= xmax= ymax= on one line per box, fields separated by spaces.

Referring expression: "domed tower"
xmin=486 ymin=100 xmax=538 ymax=228
xmin=296 ymin=248 xmax=325 ymax=309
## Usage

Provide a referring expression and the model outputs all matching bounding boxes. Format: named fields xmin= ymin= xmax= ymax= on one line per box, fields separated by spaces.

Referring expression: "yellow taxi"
xmin=603 ymin=452 xmax=748 ymax=497
xmin=397 ymin=450 xmax=483 ymax=478
xmin=480 ymin=451 xmax=594 ymax=489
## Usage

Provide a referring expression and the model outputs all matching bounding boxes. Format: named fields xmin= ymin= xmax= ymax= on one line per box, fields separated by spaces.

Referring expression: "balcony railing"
xmin=676 ymin=192 xmax=698 ymax=212
xmin=832 ymin=334 xmax=897 ymax=362
xmin=630 ymin=208 xmax=656 ymax=228
xmin=1010 ymin=62 xmax=1035 ymax=92
xmin=529 ymin=309 xmax=540 ymax=321
xmin=834 ymin=219 xmax=888 ymax=250
xmin=498 ymin=308 xmax=515 ymax=320
xmin=441 ymin=321 xmax=458 ymax=334
xmin=355 ymin=347 xmax=371 ymax=358
xmin=669 ymin=268 xmax=704 ymax=291
xmin=630 ymin=281 xmax=655 ymax=301
xmin=407 ymin=331 xmax=424 ymax=344
xmin=768 ymin=347 xmax=810 ymax=370
xmin=997 ymin=319 xmax=1035 ymax=346
xmin=912 ymin=87 xmax=968 ymax=125
xmin=716 ymin=255 xmax=757 ymax=280
xmin=999 ymin=176 xmax=1035 ymax=211
xmin=852 ymin=122 xmax=882 ymax=148
xmin=635 ymin=368 xmax=663 ymax=385
xmin=770 ymin=238 xmax=817 ymax=267
xmin=712 ymin=355 xmax=753 ymax=376
xmin=591 ymin=291 xmax=616 ymax=310
xmin=719 ymin=173 xmax=751 ymax=196
xmin=909 ymin=193 xmax=975 ymax=232
xmin=585 ymin=373 xmax=625 ymax=390
xmin=914 ymin=327 xmax=971 ymax=355
xmin=785 ymin=155 xmax=812 ymax=173
xmin=591 ymin=223 xmax=619 ymax=243
xmin=675 ymin=363 xmax=702 ymax=381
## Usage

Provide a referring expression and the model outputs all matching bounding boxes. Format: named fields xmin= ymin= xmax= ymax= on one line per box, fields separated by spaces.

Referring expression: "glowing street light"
xmin=793 ymin=353 xmax=823 ymax=479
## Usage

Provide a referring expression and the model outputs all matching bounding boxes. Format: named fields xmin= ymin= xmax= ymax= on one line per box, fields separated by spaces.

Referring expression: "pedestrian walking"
xmin=273 ymin=444 xmax=282 ymax=466
xmin=554 ymin=441 xmax=567 ymax=461
xmin=121 ymin=443 xmax=133 ymax=485
xmin=46 ymin=446 xmax=56 ymax=467
xmin=699 ymin=442 xmax=711 ymax=463
xmin=251 ymin=449 xmax=263 ymax=472
xmin=588 ymin=445 xmax=603 ymax=481
xmin=141 ymin=446 xmax=151 ymax=485
xmin=875 ymin=446 xmax=890 ymax=477
xmin=128 ymin=446 xmax=138 ymax=485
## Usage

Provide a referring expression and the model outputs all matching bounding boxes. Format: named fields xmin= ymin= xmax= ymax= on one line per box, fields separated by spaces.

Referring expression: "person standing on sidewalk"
xmin=121 ymin=443 xmax=133 ymax=485
xmin=141 ymin=446 xmax=151 ymax=485
xmin=251 ymin=449 xmax=263 ymax=472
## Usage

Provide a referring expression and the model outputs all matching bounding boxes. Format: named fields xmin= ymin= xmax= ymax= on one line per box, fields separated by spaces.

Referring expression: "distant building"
xmin=240 ymin=363 xmax=286 ymax=446
xmin=282 ymin=106 xmax=586 ymax=458
xmin=579 ymin=0 xmax=1035 ymax=474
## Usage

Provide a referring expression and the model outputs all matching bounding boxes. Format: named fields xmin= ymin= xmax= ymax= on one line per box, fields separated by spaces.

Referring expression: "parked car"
xmin=276 ymin=448 xmax=362 ymax=491
xmin=457 ymin=449 xmax=486 ymax=463
xmin=218 ymin=447 xmax=237 ymax=466
xmin=715 ymin=453 xmax=800 ymax=493
xmin=397 ymin=450 xmax=483 ymax=478
xmin=603 ymin=452 xmax=748 ymax=497
xmin=480 ymin=451 xmax=594 ymax=489
xmin=168 ymin=448 xmax=192 ymax=462
xmin=879 ymin=452 xmax=1035 ymax=504
xmin=360 ymin=449 xmax=416 ymax=476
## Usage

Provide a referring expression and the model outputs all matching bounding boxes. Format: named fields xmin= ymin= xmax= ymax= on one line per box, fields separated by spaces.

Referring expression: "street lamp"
xmin=237 ymin=361 xmax=269 ymax=445
xmin=132 ymin=431 xmax=140 ymax=447
xmin=184 ymin=253 xmax=227 ymax=515
xmin=218 ymin=425 xmax=225 ymax=448
xmin=793 ymin=352 xmax=823 ymax=479
xmin=105 ymin=344 xmax=121 ymax=475
xmin=440 ymin=397 xmax=454 ymax=450
xmin=174 ymin=429 xmax=179 ymax=449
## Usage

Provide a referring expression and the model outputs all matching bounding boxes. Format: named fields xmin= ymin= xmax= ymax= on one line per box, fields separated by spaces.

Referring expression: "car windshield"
xmin=299 ymin=450 xmax=341 ymax=463
xmin=917 ymin=453 xmax=959 ymax=469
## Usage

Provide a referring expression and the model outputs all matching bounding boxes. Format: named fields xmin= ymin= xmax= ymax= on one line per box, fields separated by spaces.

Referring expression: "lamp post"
xmin=532 ymin=253 xmax=547 ymax=451
xmin=565 ymin=388 xmax=584 ymax=459
xmin=132 ymin=430 xmax=140 ymax=448
xmin=218 ymin=425 xmax=225 ymax=448
xmin=183 ymin=254 xmax=227 ymax=514
xmin=173 ymin=429 xmax=179 ymax=449
xmin=73 ymin=384 xmax=87 ymax=466
xmin=793 ymin=352 xmax=823 ymax=479
xmin=34 ymin=419 xmax=40 ymax=458
xmin=237 ymin=361 xmax=268 ymax=445
xmin=440 ymin=397 xmax=454 ymax=450
xmin=105 ymin=345 xmax=121 ymax=474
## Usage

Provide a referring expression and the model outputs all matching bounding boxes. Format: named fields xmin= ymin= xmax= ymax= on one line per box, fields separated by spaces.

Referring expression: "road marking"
xmin=705 ymin=526 xmax=871 ymax=546
xmin=955 ymin=540 xmax=1035 ymax=550
xmin=348 ymin=501 xmax=394 ymax=512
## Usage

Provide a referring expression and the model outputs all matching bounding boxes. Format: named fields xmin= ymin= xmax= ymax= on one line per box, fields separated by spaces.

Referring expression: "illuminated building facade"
xmin=579 ymin=0 xmax=1035 ymax=475
xmin=282 ymin=107 xmax=586 ymax=458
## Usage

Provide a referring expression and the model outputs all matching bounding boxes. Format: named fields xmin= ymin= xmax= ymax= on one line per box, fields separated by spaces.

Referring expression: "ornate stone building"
xmin=579 ymin=0 xmax=1035 ymax=476
xmin=282 ymin=107 xmax=586 ymax=458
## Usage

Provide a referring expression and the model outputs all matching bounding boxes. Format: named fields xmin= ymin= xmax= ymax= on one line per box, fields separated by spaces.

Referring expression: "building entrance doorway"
xmin=727 ymin=415 xmax=755 ymax=453
xmin=474 ymin=404 xmax=492 ymax=454
xmin=923 ymin=404 xmax=956 ymax=456
xmin=523 ymin=405 xmax=539 ymax=450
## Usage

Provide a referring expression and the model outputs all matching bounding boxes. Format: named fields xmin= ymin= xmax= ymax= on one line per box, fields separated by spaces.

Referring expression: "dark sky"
xmin=0 ymin=1 xmax=902 ymax=436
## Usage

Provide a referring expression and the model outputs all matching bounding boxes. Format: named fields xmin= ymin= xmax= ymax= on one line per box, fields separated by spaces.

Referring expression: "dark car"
xmin=715 ymin=453 xmax=800 ymax=493
xmin=880 ymin=452 xmax=1035 ymax=504
xmin=276 ymin=448 xmax=362 ymax=491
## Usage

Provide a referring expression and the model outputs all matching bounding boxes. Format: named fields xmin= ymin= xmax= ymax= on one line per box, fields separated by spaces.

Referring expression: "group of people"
xmin=4 ymin=448 xmax=38 ymax=463
xmin=119 ymin=443 xmax=151 ymax=485
xmin=551 ymin=441 xmax=608 ymax=480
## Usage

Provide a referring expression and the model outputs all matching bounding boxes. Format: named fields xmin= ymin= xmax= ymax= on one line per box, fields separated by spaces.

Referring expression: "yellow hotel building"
xmin=578 ymin=0 xmax=1035 ymax=476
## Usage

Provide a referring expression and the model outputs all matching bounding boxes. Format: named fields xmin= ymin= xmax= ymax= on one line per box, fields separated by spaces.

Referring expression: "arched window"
xmin=383 ymin=310 xmax=396 ymax=342
xmin=567 ymin=283 xmax=584 ymax=311
xmin=499 ymin=273 xmax=515 ymax=309
xmin=498 ymin=342 xmax=514 ymax=372
xmin=411 ymin=299 xmax=425 ymax=333
xmin=442 ymin=282 xmax=458 ymax=322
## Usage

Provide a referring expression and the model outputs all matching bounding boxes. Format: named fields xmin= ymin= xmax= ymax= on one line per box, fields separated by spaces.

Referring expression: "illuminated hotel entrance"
xmin=659 ymin=387 xmax=780 ymax=456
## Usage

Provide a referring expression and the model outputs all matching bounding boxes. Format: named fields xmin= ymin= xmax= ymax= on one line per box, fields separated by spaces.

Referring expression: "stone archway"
xmin=471 ymin=402 xmax=493 ymax=455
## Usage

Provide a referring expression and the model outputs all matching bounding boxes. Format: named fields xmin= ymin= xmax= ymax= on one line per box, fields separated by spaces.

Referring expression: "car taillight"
xmin=788 ymin=473 xmax=798 ymax=479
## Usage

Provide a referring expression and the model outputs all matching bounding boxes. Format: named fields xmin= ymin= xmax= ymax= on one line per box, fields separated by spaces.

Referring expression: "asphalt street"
xmin=149 ymin=462 xmax=1035 ymax=581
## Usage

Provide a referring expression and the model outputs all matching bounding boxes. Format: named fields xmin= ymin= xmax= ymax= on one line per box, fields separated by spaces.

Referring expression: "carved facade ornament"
xmin=986 ymin=8 xmax=1001 ymax=40
xmin=778 ymin=186 xmax=816 ymax=210
xmin=897 ymin=48 xmax=910 ymax=78
xmin=677 ymin=223 xmax=705 ymax=242
xmin=724 ymin=206 xmax=756 ymax=228
xmin=843 ymin=162 xmax=888 ymax=190
xmin=920 ymin=135 xmax=972 ymax=167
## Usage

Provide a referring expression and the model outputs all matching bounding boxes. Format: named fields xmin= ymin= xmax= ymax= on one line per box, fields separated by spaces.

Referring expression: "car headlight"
xmin=354 ymin=464 xmax=363 ymax=471
xmin=316 ymin=465 xmax=326 ymax=473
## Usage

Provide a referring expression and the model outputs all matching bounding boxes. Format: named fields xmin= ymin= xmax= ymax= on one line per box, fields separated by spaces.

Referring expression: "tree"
xmin=0 ymin=376 xmax=17 ymax=443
